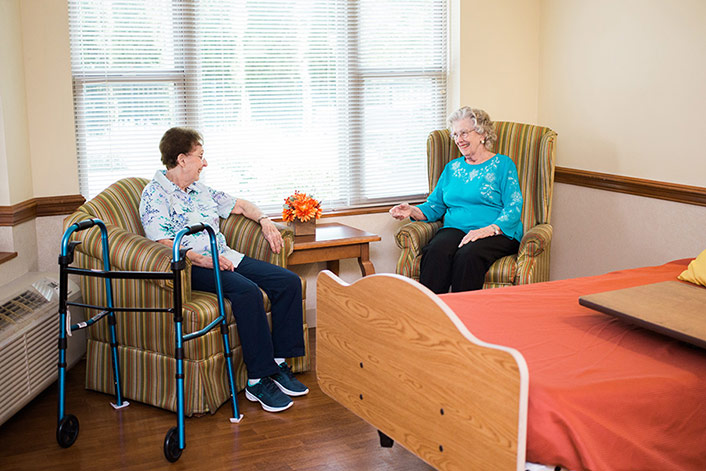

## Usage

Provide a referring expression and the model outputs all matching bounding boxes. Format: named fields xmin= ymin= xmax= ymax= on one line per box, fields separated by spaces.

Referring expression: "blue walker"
xmin=56 ymin=219 xmax=242 ymax=462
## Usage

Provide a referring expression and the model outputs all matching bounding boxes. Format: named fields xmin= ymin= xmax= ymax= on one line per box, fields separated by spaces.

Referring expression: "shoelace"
xmin=278 ymin=364 xmax=295 ymax=380
xmin=260 ymin=377 xmax=281 ymax=395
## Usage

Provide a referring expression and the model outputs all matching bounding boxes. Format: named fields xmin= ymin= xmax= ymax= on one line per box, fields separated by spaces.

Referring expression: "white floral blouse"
xmin=139 ymin=170 xmax=245 ymax=267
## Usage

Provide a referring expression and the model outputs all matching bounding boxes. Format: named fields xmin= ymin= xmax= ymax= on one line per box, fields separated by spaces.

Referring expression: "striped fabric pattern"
xmin=515 ymin=223 xmax=553 ymax=285
xmin=394 ymin=220 xmax=442 ymax=279
xmin=64 ymin=178 xmax=309 ymax=416
xmin=85 ymin=327 xmax=311 ymax=415
xmin=395 ymin=122 xmax=557 ymax=287
xmin=80 ymin=177 xmax=148 ymax=234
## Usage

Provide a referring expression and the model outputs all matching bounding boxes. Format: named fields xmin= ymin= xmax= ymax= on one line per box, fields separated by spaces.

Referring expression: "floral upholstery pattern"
xmin=395 ymin=122 xmax=557 ymax=289
xmin=64 ymin=177 xmax=309 ymax=415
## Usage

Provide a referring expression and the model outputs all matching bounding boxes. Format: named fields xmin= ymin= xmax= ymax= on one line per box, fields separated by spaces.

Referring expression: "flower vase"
xmin=291 ymin=219 xmax=316 ymax=236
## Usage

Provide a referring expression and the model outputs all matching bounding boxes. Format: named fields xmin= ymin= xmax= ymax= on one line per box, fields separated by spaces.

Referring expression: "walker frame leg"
xmin=220 ymin=321 xmax=243 ymax=423
xmin=56 ymin=261 xmax=79 ymax=448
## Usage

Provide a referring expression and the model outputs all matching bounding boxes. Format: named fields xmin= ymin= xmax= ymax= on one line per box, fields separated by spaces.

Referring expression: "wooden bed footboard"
xmin=316 ymin=271 xmax=529 ymax=471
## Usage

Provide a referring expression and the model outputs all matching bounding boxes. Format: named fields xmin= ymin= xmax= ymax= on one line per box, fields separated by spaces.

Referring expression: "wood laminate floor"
xmin=0 ymin=328 xmax=433 ymax=471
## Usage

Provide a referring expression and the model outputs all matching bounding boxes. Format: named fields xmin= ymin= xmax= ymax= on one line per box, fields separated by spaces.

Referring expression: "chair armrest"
xmin=517 ymin=223 xmax=553 ymax=260
xmin=67 ymin=221 xmax=192 ymax=301
xmin=394 ymin=220 xmax=442 ymax=253
xmin=220 ymin=214 xmax=294 ymax=268
xmin=394 ymin=220 xmax=442 ymax=278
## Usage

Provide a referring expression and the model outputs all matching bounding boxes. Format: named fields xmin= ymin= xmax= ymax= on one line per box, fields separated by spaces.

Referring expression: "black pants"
xmin=191 ymin=256 xmax=305 ymax=379
xmin=419 ymin=228 xmax=520 ymax=294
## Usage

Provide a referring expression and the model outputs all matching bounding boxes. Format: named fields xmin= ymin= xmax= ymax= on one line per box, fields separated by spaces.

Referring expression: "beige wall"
xmin=551 ymin=184 xmax=706 ymax=281
xmin=20 ymin=0 xmax=79 ymax=198
xmin=540 ymin=0 xmax=706 ymax=279
xmin=539 ymin=0 xmax=706 ymax=185
xmin=0 ymin=0 xmax=33 ymax=205
xmin=455 ymin=0 xmax=541 ymax=123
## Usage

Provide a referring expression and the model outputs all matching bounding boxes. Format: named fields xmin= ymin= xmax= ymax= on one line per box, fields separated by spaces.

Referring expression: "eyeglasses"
xmin=184 ymin=151 xmax=204 ymax=160
xmin=450 ymin=129 xmax=475 ymax=141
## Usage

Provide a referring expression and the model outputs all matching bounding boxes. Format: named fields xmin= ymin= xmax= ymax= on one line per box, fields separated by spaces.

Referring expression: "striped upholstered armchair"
xmin=63 ymin=177 xmax=309 ymax=416
xmin=395 ymin=122 xmax=557 ymax=289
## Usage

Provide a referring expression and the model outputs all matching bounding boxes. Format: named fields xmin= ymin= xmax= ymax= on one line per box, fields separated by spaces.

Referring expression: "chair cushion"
xmin=484 ymin=254 xmax=517 ymax=287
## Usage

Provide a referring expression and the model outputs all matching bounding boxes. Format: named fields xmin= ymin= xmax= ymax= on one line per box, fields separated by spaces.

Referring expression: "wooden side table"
xmin=287 ymin=222 xmax=381 ymax=276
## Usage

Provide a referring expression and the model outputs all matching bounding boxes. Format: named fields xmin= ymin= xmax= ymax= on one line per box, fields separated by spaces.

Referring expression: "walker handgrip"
xmin=173 ymin=223 xmax=214 ymax=263
xmin=183 ymin=223 xmax=207 ymax=236
xmin=74 ymin=219 xmax=98 ymax=231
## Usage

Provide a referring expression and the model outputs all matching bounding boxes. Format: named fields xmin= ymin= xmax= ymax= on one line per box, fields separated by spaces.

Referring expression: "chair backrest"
xmin=426 ymin=121 xmax=557 ymax=228
xmin=78 ymin=177 xmax=150 ymax=235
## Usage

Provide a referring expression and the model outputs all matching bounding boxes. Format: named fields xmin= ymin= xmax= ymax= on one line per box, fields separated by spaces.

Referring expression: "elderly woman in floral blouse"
xmin=139 ymin=127 xmax=307 ymax=414
xmin=390 ymin=107 xmax=523 ymax=294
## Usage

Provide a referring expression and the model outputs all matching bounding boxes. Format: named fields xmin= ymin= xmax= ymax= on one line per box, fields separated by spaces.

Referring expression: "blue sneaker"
xmin=271 ymin=362 xmax=309 ymax=397
xmin=245 ymin=377 xmax=293 ymax=412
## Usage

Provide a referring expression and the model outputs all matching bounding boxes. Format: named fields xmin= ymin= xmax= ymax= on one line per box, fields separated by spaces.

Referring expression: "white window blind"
xmin=68 ymin=0 xmax=448 ymax=213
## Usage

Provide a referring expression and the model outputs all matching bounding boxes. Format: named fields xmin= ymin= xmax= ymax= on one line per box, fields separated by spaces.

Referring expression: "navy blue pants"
xmin=191 ymin=256 xmax=305 ymax=379
xmin=419 ymin=228 xmax=520 ymax=294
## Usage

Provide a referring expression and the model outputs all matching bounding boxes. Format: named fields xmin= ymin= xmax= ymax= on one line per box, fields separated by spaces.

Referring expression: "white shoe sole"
xmin=245 ymin=389 xmax=293 ymax=412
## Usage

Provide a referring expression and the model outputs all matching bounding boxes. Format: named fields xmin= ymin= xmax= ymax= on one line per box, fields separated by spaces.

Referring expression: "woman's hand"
xmin=458 ymin=225 xmax=499 ymax=247
xmin=389 ymin=203 xmax=425 ymax=221
xmin=158 ymin=239 xmax=236 ymax=271
xmin=189 ymin=252 xmax=235 ymax=271
xmin=193 ymin=253 xmax=235 ymax=270
xmin=389 ymin=203 xmax=412 ymax=219
xmin=260 ymin=219 xmax=284 ymax=254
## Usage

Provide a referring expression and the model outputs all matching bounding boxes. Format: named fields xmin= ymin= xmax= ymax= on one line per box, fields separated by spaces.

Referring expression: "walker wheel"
xmin=56 ymin=414 xmax=79 ymax=448
xmin=163 ymin=426 xmax=183 ymax=462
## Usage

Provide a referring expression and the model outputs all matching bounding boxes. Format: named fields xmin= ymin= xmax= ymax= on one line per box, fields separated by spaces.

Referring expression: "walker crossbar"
xmin=55 ymin=219 xmax=241 ymax=463
xmin=69 ymin=309 xmax=111 ymax=331
xmin=66 ymin=301 xmax=174 ymax=314
xmin=65 ymin=266 xmax=177 ymax=280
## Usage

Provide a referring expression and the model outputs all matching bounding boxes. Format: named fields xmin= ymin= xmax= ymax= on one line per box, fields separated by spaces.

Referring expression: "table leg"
xmin=326 ymin=260 xmax=340 ymax=275
xmin=357 ymin=244 xmax=376 ymax=276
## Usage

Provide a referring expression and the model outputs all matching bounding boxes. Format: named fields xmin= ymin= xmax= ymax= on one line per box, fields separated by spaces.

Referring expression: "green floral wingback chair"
xmin=395 ymin=122 xmax=557 ymax=289
xmin=63 ymin=177 xmax=310 ymax=416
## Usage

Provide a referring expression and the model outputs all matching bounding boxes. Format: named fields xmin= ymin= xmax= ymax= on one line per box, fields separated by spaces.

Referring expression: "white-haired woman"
xmin=390 ymin=107 xmax=523 ymax=293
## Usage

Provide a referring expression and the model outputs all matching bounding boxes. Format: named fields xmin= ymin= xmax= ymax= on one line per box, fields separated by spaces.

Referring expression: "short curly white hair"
xmin=447 ymin=106 xmax=496 ymax=150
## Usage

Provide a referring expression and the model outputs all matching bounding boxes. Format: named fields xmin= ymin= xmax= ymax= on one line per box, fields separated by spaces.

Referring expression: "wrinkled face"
xmin=450 ymin=117 xmax=484 ymax=157
xmin=179 ymin=143 xmax=207 ymax=183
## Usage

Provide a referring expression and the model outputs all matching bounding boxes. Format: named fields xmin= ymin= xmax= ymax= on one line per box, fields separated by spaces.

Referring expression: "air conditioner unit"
xmin=0 ymin=272 xmax=85 ymax=426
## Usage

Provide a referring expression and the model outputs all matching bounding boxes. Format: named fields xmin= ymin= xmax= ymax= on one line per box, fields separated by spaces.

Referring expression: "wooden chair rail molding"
xmin=555 ymin=167 xmax=706 ymax=207
xmin=0 ymin=195 xmax=85 ymax=227
xmin=0 ymin=252 xmax=18 ymax=264
xmin=1 ymin=168 xmax=705 ymax=228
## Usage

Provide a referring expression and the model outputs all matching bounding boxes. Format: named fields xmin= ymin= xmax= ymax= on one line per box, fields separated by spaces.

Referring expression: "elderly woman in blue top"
xmin=390 ymin=107 xmax=523 ymax=293
xmin=140 ymin=127 xmax=307 ymax=413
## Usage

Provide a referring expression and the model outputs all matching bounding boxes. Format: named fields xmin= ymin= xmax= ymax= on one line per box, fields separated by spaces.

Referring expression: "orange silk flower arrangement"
xmin=282 ymin=191 xmax=323 ymax=223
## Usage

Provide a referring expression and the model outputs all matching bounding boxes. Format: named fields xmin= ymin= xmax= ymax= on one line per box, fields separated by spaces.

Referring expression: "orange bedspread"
xmin=440 ymin=260 xmax=706 ymax=471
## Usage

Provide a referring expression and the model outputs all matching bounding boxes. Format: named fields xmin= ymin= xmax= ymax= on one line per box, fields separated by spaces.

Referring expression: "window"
xmin=69 ymin=0 xmax=448 ymax=213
